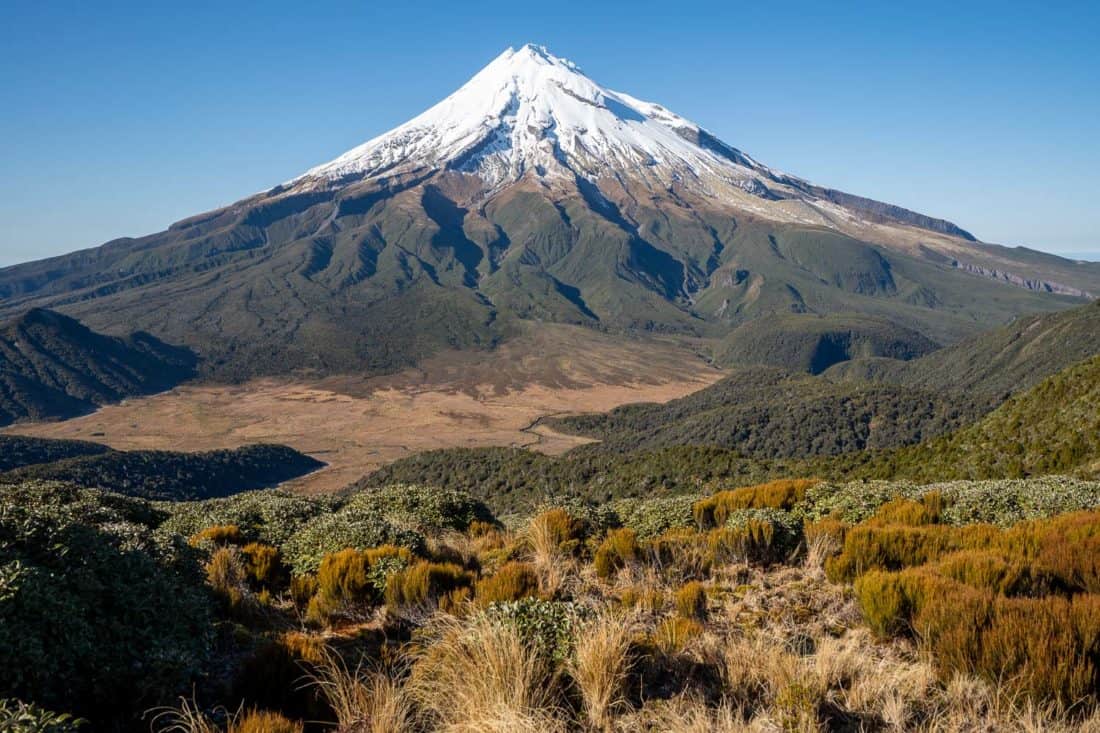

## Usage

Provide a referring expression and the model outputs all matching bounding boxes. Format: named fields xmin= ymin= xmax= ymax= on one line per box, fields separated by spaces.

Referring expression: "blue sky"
xmin=1 ymin=1 xmax=1097 ymax=266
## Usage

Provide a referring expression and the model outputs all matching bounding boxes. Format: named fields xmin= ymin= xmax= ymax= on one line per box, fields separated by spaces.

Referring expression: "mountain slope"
xmin=840 ymin=353 xmax=1100 ymax=480
xmin=0 ymin=45 xmax=1094 ymax=380
xmin=0 ymin=309 xmax=197 ymax=425
xmin=545 ymin=367 xmax=987 ymax=457
xmin=824 ymin=299 xmax=1100 ymax=396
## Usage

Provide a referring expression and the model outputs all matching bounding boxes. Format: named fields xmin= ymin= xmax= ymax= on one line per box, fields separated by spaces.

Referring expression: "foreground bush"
xmin=693 ymin=478 xmax=819 ymax=528
xmin=0 ymin=482 xmax=211 ymax=727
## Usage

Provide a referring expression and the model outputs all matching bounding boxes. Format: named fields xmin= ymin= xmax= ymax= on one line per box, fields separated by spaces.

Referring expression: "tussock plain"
xmin=3 ymin=325 xmax=723 ymax=492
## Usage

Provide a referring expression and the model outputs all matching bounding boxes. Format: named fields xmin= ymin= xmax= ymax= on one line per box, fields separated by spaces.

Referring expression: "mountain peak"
xmin=297 ymin=45 xmax=764 ymax=193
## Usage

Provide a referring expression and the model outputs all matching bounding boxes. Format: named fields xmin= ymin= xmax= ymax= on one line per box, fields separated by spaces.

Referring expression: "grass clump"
xmin=384 ymin=561 xmax=474 ymax=613
xmin=674 ymin=581 xmax=707 ymax=620
xmin=593 ymin=528 xmax=639 ymax=579
xmin=476 ymin=561 xmax=540 ymax=605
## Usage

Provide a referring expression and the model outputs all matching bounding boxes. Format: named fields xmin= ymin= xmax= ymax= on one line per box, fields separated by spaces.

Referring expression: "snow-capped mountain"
xmin=0 ymin=44 xmax=1094 ymax=380
xmin=299 ymin=44 xmax=769 ymax=194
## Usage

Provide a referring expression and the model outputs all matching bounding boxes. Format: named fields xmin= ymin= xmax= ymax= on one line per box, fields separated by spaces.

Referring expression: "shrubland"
xmin=6 ymin=473 xmax=1099 ymax=730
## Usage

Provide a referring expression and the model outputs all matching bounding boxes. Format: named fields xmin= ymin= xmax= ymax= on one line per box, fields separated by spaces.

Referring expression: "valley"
xmin=2 ymin=325 xmax=724 ymax=492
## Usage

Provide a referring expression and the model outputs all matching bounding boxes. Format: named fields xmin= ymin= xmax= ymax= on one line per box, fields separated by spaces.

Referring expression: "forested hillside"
xmin=546 ymin=367 xmax=987 ymax=456
xmin=0 ymin=443 xmax=324 ymax=501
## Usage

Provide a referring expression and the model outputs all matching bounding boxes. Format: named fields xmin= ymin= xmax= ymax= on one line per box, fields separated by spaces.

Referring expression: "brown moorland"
xmin=2 ymin=325 xmax=723 ymax=492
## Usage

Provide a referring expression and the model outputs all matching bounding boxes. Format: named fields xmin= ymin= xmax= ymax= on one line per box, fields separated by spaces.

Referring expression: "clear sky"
xmin=1 ymin=1 xmax=1097 ymax=267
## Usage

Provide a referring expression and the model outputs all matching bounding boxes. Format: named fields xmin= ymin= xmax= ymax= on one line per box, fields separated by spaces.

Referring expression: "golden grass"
xmin=568 ymin=611 xmax=636 ymax=731
xmin=307 ymin=648 xmax=415 ymax=733
xmin=407 ymin=614 xmax=566 ymax=732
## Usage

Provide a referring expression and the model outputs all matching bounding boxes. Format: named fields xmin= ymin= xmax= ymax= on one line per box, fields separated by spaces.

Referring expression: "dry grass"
xmin=8 ymin=324 xmax=722 ymax=493
xmin=307 ymin=648 xmax=415 ymax=733
xmin=568 ymin=611 xmax=636 ymax=731
xmin=407 ymin=614 xmax=566 ymax=732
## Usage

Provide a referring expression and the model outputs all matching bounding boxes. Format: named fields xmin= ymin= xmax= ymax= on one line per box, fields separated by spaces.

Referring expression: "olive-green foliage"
xmin=802 ymin=477 xmax=1100 ymax=526
xmin=475 ymin=561 xmax=540 ymax=604
xmin=607 ymin=495 xmax=698 ymax=539
xmin=366 ymin=445 xmax=783 ymax=515
xmin=0 ymin=699 xmax=85 ymax=732
xmin=157 ymin=490 xmax=334 ymax=549
xmin=0 ymin=481 xmax=211 ymax=725
xmin=593 ymin=528 xmax=640 ymax=579
xmin=161 ymin=484 xmax=489 ymax=575
xmin=282 ymin=504 xmax=425 ymax=575
xmin=547 ymin=365 xmax=983 ymax=457
xmin=339 ymin=484 xmax=495 ymax=533
xmin=833 ymin=355 xmax=1100 ymax=482
xmin=0 ymin=435 xmax=110 ymax=473
xmin=478 ymin=598 xmax=588 ymax=663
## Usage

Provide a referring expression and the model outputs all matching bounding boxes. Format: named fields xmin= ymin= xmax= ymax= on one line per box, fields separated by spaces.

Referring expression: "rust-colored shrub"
xmin=647 ymin=527 xmax=712 ymax=579
xmin=241 ymin=542 xmax=286 ymax=589
xmin=594 ymin=528 xmax=640 ymax=579
xmin=385 ymin=561 xmax=475 ymax=610
xmin=692 ymin=478 xmax=818 ymax=528
xmin=674 ymin=581 xmax=707 ymax=620
xmin=475 ymin=561 xmax=540 ymax=604
xmin=189 ymin=523 xmax=244 ymax=547
xmin=290 ymin=574 xmax=318 ymax=610
xmin=652 ymin=616 xmax=704 ymax=654
xmin=230 ymin=709 xmax=303 ymax=733
xmin=867 ymin=492 xmax=943 ymax=527
xmin=826 ymin=523 xmax=1000 ymax=582
xmin=206 ymin=546 xmax=249 ymax=612
xmin=528 ymin=507 xmax=587 ymax=557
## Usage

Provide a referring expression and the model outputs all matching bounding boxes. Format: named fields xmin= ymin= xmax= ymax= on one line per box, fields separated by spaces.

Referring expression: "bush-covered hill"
xmin=0 ymin=444 xmax=325 ymax=501
xmin=713 ymin=313 xmax=939 ymax=374
xmin=0 ymin=308 xmax=197 ymax=425
xmin=545 ymin=367 xmax=987 ymax=456
xmin=841 ymin=353 xmax=1100 ymax=481
xmin=369 ymin=353 xmax=1100 ymax=512
xmin=0 ymin=434 xmax=112 ymax=472
xmin=825 ymin=299 xmax=1100 ymax=396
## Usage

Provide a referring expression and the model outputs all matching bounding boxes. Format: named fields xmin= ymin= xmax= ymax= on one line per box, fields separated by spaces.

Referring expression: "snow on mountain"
xmin=298 ymin=44 xmax=772 ymax=193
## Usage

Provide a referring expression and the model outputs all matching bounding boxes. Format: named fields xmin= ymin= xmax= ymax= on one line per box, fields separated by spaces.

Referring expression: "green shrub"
xmin=0 ymin=481 xmax=211 ymax=725
xmin=0 ymin=699 xmax=85 ymax=732
xmin=342 ymin=484 xmax=494 ymax=533
xmin=479 ymin=598 xmax=587 ymax=662
xmin=608 ymin=495 xmax=698 ymax=539
xmin=157 ymin=490 xmax=332 ymax=548
xmin=282 ymin=505 xmax=425 ymax=574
